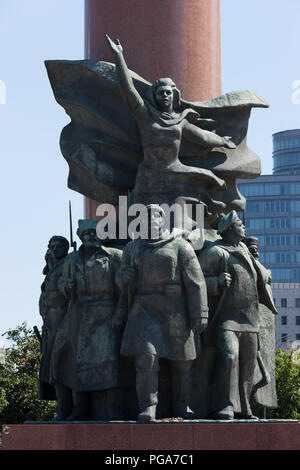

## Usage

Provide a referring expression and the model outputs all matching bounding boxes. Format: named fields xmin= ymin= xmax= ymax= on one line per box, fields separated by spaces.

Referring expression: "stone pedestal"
xmin=2 ymin=421 xmax=299 ymax=450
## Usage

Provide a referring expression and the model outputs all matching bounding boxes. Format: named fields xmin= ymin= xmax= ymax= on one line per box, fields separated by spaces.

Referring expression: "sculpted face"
xmin=149 ymin=209 xmax=163 ymax=232
xmin=154 ymin=85 xmax=174 ymax=112
xmin=81 ymin=229 xmax=101 ymax=250
xmin=230 ymin=218 xmax=245 ymax=240
xmin=248 ymin=244 xmax=259 ymax=259
xmin=142 ymin=207 xmax=164 ymax=238
xmin=49 ymin=238 xmax=68 ymax=260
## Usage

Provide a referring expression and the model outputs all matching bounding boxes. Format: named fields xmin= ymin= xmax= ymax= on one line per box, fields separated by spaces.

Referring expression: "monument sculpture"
xmin=45 ymin=39 xmax=269 ymax=223
xmin=38 ymin=235 xmax=72 ymax=420
xmin=198 ymin=212 xmax=277 ymax=419
xmin=38 ymin=35 xmax=278 ymax=422
xmin=50 ymin=219 xmax=133 ymax=421
xmin=243 ymin=236 xmax=278 ymax=411
xmin=104 ymin=35 xmax=236 ymax=219
xmin=117 ymin=204 xmax=208 ymax=422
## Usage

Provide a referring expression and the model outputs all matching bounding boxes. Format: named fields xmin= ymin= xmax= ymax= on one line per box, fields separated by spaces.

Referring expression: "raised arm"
xmin=105 ymin=35 xmax=145 ymax=116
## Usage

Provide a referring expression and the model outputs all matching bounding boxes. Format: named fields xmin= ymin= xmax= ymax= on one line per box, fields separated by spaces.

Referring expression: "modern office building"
xmin=238 ymin=129 xmax=300 ymax=349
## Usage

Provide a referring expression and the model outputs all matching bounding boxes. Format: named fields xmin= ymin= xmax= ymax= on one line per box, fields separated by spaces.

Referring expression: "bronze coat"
xmin=51 ymin=245 xmax=124 ymax=392
xmin=38 ymin=257 xmax=68 ymax=399
xmin=196 ymin=240 xmax=277 ymax=414
xmin=252 ymin=260 xmax=278 ymax=408
xmin=119 ymin=234 xmax=208 ymax=361
xmin=199 ymin=240 xmax=277 ymax=333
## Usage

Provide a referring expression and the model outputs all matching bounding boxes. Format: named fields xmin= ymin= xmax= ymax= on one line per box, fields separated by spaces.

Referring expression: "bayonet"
xmin=69 ymin=200 xmax=77 ymax=252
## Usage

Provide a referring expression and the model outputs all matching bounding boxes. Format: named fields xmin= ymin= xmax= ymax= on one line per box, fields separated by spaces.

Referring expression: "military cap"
xmin=77 ymin=219 xmax=98 ymax=238
xmin=217 ymin=210 xmax=240 ymax=235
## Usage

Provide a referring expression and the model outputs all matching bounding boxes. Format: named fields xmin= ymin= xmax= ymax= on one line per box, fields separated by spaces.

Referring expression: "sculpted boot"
xmin=66 ymin=391 xmax=89 ymax=421
xmin=52 ymin=383 xmax=73 ymax=421
xmin=212 ymin=405 xmax=234 ymax=420
xmin=171 ymin=362 xmax=194 ymax=419
xmin=136 ymin=371 xmax=158 ymax=423
xmin=106 ymin=388 xmax=126 ymax=420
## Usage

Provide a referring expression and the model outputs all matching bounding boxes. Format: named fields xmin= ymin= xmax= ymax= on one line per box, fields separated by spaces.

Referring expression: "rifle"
xmin=211 ymin=250 xmax=229 ymax=325
xmin=33 ymin=325 xmax=42 ymax=352
xmin=127 ymin=235 xmax=135 ymax=312
xmin=127 ymin=189 xmax=135 ymax=311
xmin=69 ymin=200 xmax=77 ymax=252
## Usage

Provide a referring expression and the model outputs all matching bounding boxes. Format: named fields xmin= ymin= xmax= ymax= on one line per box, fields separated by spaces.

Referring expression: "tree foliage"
xmin=0 ymin=323 xmax=56 ymax=425
xmin=0 ymin=323 xmax=299 ymax=423
xmin=267 ymin=349 xmax=300 ymax=419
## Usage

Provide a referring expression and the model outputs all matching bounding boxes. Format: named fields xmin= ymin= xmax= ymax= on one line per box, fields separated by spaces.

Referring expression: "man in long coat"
xmin=52 ymin=219 xmax=127 ymax=420
xmin=198 ymin=211 xmax=277 ymax=420
xmin=243 ymin=236 xmax=278 ymax=411
xmin=38 ymin=235 xmax=72 ymax=420
xmin=118 ymin=205 xmax=209 ymax=423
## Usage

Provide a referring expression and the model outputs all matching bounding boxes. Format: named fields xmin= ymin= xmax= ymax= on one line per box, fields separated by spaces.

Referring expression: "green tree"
xmin=267 ymin=349 xmax=300 ymax=419
xmin=0 ymin=323 xmax=299 ymax=423
xmin=0 ymin=322 xmax=56 ymax=425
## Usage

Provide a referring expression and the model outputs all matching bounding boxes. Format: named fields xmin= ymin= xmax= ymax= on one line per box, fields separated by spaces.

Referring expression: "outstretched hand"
xmin=105 ymin=34 xmax=123 ymax=54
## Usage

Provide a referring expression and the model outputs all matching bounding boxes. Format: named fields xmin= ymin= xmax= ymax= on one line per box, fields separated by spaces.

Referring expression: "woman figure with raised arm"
xmin=105 ymin=35 xmax=236 ymax=212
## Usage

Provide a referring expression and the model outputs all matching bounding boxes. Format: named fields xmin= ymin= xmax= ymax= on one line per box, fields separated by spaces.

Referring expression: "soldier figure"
xmin=199 ymin=211 xmax=277 ymax=420
xmin=52 ymin=219 xmax=126 ymax=420
xmin=39 ymin=235 xmax=72 ymax=420
xmin=243 ymin=236 xmax=278 ymax=411
xmin=118 ymin=205 xmax=209 ymax=423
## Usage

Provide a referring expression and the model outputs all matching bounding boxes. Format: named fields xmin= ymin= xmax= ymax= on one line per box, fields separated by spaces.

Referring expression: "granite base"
xmin=2 ymin=420 xmax=299 ymax=451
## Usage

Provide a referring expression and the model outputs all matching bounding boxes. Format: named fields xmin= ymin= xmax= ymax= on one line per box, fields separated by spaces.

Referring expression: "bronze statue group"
xmin=39 ymin=208 xmax=277 ymax=423
xmin=40 ymin=35 xmax=277 ymax=423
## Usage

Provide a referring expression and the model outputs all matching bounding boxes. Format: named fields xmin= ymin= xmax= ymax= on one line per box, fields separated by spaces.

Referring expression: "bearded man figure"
xmin=52 ymin=219 xmax=127 ymax=421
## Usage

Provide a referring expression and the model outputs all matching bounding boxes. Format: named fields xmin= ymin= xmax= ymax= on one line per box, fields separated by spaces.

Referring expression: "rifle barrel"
xmin=69 ymin=200 xmax=77 ymax=251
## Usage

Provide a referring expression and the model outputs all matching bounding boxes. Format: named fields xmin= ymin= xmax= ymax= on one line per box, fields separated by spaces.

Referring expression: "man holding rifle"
xmin=52 ymin=219 xmax=127 ymax=420
xmin=198 ymin=211 xmax=277 ymax=420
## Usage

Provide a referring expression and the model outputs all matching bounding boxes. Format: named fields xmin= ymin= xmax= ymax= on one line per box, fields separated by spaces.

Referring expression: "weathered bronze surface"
xmin=197 ymin=213 xmax=277 ymax=419
xmin=51 ymin=220 xmax=135 ymax=420
xmin=45 ymin=40 xmax=268 ymax=220
xmin=244 ymin=236 xmax=278 ymax=410
xmin=40 ymin=37 xmax=278 ymax=422
xmin=116 ymin=205 xmax=208 ymax=422
xmin=38 ymin=236 xmax=73 ymax=419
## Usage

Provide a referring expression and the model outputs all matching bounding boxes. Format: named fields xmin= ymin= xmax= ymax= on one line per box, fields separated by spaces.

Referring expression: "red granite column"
xmin=84 ymin=0 xmax=221 ymax=218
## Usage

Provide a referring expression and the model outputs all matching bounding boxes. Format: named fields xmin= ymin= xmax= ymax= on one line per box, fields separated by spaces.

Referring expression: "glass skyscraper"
xmin=238 ymin=129 xmax=300 ymax=349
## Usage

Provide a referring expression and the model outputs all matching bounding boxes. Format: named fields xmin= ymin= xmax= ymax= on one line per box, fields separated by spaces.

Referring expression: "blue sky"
xmin=0 ymin=0 xmax=299 ymax=337
xmin=221 ymin=0 xmax=300 ymax=174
